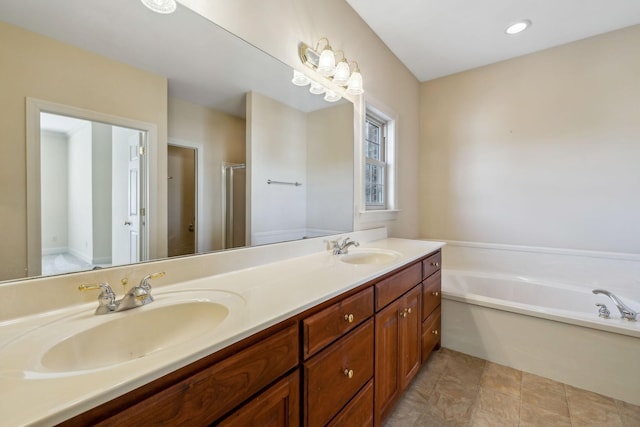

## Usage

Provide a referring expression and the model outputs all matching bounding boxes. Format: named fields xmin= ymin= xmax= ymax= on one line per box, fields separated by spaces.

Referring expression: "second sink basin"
xmin=41 ymin=301 xmax=228 ymax=372
xmin=340 ymin=248 xmax=402 ymax=265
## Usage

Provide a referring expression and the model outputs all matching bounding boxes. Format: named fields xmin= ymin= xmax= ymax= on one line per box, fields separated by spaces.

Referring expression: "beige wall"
xmin=180 ymin=0 xmax=422 ymax=239
xmin=167 ymin=97 xmax=246 ymax=252
xmin=420 ymin=25 xmax=640 ymax=253
xmin=0 ymin=22 xmax=168 ymax=280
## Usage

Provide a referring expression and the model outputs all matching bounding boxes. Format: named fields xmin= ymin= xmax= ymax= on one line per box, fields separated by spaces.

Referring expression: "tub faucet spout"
xmin=592 ymin=289 xmax=637 ymax=321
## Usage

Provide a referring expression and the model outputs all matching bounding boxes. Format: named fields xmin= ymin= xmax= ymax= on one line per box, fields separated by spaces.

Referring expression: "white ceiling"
xmin=346 ymin=0 xmax=640 ymax=82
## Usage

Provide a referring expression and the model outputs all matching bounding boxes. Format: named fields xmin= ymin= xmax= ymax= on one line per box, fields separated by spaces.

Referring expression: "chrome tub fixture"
xmin=592 ymin=289 xmax=637 ymax=321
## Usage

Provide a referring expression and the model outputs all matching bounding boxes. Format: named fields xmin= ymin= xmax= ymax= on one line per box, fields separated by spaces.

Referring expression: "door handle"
xmin=188 ymin=224 xmax=194 ymax=232
xmin=124 ymin=221 xmax=132 ymax=226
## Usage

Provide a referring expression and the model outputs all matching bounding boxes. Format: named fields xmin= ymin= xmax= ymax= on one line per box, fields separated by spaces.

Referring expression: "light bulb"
xmin=324 ymin=90 xmax=342 ymax=102
xmin=140 ymin=0 xmax=177 ymax=14
xmin=317 ymin=48 xmax=336 ymax=77
xmin=309 ymin=81 xmax=325 ymax=95
xmin=291 ymin=70 xmax=311 ymax=86
xmin=346 ymin=71 xmax=364 ymax=95
xmin=332 ymin=61 xmax=351 ymax=86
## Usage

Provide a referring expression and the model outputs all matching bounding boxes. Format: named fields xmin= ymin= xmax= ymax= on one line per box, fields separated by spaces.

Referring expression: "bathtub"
xmin=441 ymin=269 xmax=640 ymax=405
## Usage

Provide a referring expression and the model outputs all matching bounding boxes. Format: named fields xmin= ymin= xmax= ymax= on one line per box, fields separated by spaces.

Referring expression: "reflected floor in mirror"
xmin=384 ymin=348 xmax=640 ymax=427
xmin=42 ymin=253 xmax=110 ymax=276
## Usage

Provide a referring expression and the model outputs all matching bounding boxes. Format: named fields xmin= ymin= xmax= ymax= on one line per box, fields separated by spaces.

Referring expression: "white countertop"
xmin=0 ymin=237 xmax=443 ymax=426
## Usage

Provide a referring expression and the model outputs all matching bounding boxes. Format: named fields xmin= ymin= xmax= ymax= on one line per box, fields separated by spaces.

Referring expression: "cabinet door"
xmin=374 ymin=285 xmax=421 ymax=426
xmin=217 ymin=370 xmax=300 ymax=427
xmin=400 ymin=285 xmax=421 ymax=389
xmin=374 ymin=297 xmax=401 ymax=425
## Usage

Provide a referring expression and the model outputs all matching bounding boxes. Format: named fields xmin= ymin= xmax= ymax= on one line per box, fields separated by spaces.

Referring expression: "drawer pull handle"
xmin=432 ymin=329 xmax=439 ymax=335
xmin=431 ymin=261 xmax=440 ymax=268
xmin=344 ymin=314 xmax=355 ymax=323
xmin=400 ymin=308 xmax=412 ymax=318
xmin=344 ymin=369 xmax=354 ymax=379
xmin=432 ymin=291 xmax=439 ymax=297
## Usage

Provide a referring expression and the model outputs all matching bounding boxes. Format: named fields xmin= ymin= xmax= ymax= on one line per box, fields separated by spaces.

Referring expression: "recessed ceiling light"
xmin=505 ymin=20 xmax=531 ymax=35
xmin=140 ymin=0 xmax=177 ymax=14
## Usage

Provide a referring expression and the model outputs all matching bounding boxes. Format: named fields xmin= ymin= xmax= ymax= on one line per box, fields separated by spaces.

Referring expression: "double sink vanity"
xmin=0 ymin=230 xmax=443 ymax=426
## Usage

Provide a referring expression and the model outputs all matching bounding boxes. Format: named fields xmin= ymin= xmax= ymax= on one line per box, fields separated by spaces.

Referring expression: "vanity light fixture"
xmin=505 ymin=19 xmax=531 ymax=35
xmin=298 ymin=38 xmax=365 ymax=95
xmin=140 ymin=0 xmax=177 ymax=14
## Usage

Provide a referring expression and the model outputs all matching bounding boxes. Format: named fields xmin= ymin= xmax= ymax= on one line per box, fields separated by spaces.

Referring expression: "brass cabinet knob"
xmin=344 ymin=313 xmax=355 ymax=323
xmin=406 ymin=308 xmax=412 ymax=315
xmin=344 ymin=369 xmax=354 ymax=379
xmin=432 ymin=291 xmax=439 ymax=297
xmin=431 ymin=261 xmax=440 ymax=268
xmin=432 ymin=329 xmax=439 ymax=335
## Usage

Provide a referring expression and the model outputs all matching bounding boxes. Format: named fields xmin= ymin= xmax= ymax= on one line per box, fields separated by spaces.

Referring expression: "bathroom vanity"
xmin=0 ymin=233 xmax=443 ymax=426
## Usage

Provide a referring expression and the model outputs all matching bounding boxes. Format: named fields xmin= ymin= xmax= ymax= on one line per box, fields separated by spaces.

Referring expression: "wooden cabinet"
xmin=302 ymin=287 xmax=374 ymax=427
xmin=421 ymin=252 xmax=442 ymax=362
xmin=374 ymin=284 xmax=421 ymax=425
xmin=217 ymin=370 xmax=299 ymax=427
xmin=82 ymin=324 xmax=299 ymax=427
xmin=61 ymin=249 xmax=442 ymax=427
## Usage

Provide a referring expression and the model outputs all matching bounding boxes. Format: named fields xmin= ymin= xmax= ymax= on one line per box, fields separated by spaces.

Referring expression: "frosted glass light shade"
xmin=291 ymin=70 xmax=311 ymax=86
xmin=324 ymin=90 xmax=342 ymax=102
xmin=140 ymin=0 xmax=176 ymax=14
xmin=346 ymin=71 xmax=364 ymax=95
xmin=317 ymin=49 xmax=336 ymax=77
xmin=309 ymin=81 xmax=326 ymax=95
xmin=332 ymin=61 xmax=350 ymax=86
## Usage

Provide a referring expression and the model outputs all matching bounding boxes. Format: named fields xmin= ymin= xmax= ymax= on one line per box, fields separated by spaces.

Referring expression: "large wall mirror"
xmin=0 ymin=0 xmax=354 ymax=282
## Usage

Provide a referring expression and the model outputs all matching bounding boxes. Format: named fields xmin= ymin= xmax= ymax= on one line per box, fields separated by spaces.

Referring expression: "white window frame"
xmin=357 ymin=100 xmax=398 ymax=223
xmin=365 ymin=112 xmax=388 ymax=210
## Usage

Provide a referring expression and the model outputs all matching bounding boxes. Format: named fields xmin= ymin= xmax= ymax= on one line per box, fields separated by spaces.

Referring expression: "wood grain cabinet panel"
xmin=422 ymin=251 xmax=442 ymax=279
xmin=375 ymin=262 xmax=422 ymax=310
xmin=302 ymin=287 xmax=373 ymax=359
xmin=304 ymin=320 xmax=374 ymax=427
xmin=421 ymin=307 xmax=441 ymax=363
xmin=217 ymin=370 xmax=300 ymax=427
xmin=95 ymin=324 xmax=298 ymax=426
xmin=422 ymin=270 xmax=441 ymax=320
xmin=374 ymin=285 xmax=421 ymax=425
xmin=327 ymin=379 xmax=374 ymax=427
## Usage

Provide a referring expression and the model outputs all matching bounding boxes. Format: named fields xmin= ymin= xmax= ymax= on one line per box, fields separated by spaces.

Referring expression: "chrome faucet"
xmin=118 ymin=272 xmax=165 ymax=311
xmin=592 ymin=289 xmax=637 ymax=321
xmin=332 ymin=237 xmax=360 ymax=255
xmin=79 ymin=272 xmax=165 ymax=315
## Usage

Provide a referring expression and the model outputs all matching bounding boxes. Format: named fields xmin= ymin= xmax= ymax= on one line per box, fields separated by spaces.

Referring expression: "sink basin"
xmin=0 ymin=289 xmax=244 ymax=375
xmin=340 ymin=248 xmax=402 ymax=265
xmin=41 ymin=301 xmax=228 ymax=372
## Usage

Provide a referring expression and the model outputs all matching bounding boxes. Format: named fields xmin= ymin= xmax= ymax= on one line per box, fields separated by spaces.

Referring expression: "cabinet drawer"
xmin=421 ymin=307 xmax=441 ymax=363
xmin=97 ymin=324 xmax=299 ymax=426
xmin=327 ymin=379 xmax=373 ymax=427
xmin=422 ymin=270 xmax=441 ymax=320
xmin=304 ymin=320 xmax=374 ymax=427
xmin=303 ymin=287 xmax=373 ymax=359
xmin=375 ymin=262 xmax=422 ymax=310
xmin=422 ymin=251 xmax=442 ymax=280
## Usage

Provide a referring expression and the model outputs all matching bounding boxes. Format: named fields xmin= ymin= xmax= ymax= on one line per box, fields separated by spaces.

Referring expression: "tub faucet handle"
xmin=596 ymin=303 xmax=610 ymax=319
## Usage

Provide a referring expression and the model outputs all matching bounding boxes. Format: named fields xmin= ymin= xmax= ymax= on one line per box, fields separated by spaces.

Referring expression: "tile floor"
xmin=383 ymin=347 xmax=640 ymax=427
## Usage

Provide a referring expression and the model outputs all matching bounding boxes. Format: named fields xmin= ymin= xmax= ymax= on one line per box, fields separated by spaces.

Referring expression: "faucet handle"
xmin=596 ymin=303 xmax=610 ymax=319
xmin=79 ymin=282 xmax=117 ymax=315
xmin=139 ymin=271 xmax=165 ymax=289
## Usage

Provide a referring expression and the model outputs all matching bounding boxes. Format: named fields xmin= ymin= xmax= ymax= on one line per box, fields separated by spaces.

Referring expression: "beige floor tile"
xmin=474 ymin=388 xmax=520 ymax=421
xmin=567 ymin=387 xmax=623 ymax=427
xmin=519 ymin=404 xmax=572 ymax=427
xmin=427 ymin=386 xmax=477 ymax=425
xmin=521 ymin=387 xmax=569 ymax=418
xmin=521 ymin=371 xmax=565 ymax=396
xmin=479 ymin=362 xmax=522 ymax=398
xmin=382 ymin=390 xmax=429 ymax=426
xmin=617 ymin=400 xmax=640 ymax=427
xmin=469 ymin=408 xmax=519 ymax=427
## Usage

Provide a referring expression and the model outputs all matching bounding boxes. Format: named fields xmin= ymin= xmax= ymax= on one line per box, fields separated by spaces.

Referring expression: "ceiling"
xmin=0 ymin=0 xmax=333 ymax=124
xmin=346 ymin=0 xmax=640 ymax=82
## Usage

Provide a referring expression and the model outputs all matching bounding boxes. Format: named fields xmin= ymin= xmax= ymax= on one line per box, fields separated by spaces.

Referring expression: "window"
xmin=365 ymin=111 xmax=387 ymax=210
